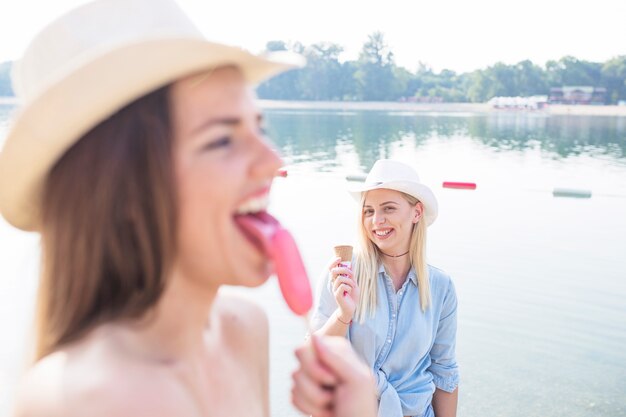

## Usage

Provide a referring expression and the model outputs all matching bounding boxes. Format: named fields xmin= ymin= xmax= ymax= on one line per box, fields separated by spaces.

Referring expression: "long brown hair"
xmin=35 ymin=85 xmax=177 ymax=360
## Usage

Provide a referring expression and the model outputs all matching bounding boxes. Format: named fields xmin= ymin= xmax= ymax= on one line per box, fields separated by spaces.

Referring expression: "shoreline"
xmin=3 ymin=96 xmax=626 ymax=116
xmin=258 ymin=100 xmax=626 ymax=117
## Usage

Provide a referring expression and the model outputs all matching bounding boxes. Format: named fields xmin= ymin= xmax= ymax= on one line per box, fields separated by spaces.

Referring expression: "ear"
xmin=412 ymin=202 xmax=423 ymax=224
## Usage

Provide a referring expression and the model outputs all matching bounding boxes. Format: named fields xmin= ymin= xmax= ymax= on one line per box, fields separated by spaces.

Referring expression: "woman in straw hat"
xmin=1 ymin=0 xmax=377 ymax=416
xmin=311 ymin=159 xmax=460 ymax=417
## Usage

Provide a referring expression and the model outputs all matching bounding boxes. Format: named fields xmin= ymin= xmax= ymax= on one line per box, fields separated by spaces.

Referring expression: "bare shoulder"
xmin=14 ymin=338 xmax=189 ymax=417
xmin=213 ymin=290 xmax=269 ymax=347
xmin=13 ymin=352 xmax=67 ymax=417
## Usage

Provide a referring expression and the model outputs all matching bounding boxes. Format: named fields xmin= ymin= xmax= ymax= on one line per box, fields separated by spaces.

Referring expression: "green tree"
xmin=546 ymin=56 xmax=602 ymax=87
xmin=411 ymin=66 xmax=467 ymax=102
xmin=297 ymin=42 xmax=344 ymax=100
xmin=255 ymin=37 xmax=625 ymax=104
xmin=354 ymin=32 xmax=398 ymax=101
xmin=265 ymin=40 xmax=288 ymax=52
xmin=256 ymin=41 xmax=303 ymax=99
xmin=514 ymin=60 xmax=547 ymax=96
xmin=601 ymin=56 xmax=626 ymax=103
xmin=337 ymin=61 xmax=359 ymax=100
xmin=392 ymin=66 xmax=413 ymax=98
xmin=488 ymin=63 xmax=518 ymax=97
xmin=466 ymin=70 xmax=486 ymax=102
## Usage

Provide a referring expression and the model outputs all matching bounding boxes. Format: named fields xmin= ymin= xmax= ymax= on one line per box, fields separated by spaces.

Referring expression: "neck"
xmin=112 ymin=267 xmax=218 ymax=361
xmin=381 ymin=250 xmax=409 ymax=258
xmin=381 ymin=250 xmax=412 ymax=282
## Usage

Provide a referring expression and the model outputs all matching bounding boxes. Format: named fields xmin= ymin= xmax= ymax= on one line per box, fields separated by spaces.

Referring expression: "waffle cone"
xmin=333 ymin=245 xmax=353 ymax=263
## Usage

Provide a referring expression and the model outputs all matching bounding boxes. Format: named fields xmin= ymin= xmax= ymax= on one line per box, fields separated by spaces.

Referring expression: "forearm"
xmin=432 ymin=387 xmax=458 ymax=417
xmin=313 ymin=309 xmax=351 ymax=337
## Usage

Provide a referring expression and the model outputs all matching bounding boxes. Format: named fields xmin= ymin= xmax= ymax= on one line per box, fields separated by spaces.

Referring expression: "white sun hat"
xmin=348 ymin=159 xmax=439 ymax=226
xmin=0 ymin=0 xmax=304 ymax=231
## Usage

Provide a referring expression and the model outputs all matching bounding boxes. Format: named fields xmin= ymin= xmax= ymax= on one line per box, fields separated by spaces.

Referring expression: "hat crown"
xmin=365 ymin=159 xmax=421 ymax=185
xmin=13 ymin=0 xmax=202 ymax=102
xmin=348 ymin=159 xmax=438 ymax=226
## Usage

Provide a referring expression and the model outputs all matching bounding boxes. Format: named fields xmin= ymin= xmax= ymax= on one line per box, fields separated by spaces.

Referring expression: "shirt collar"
xmin=378 ymin=263 xmax=419 ymax=287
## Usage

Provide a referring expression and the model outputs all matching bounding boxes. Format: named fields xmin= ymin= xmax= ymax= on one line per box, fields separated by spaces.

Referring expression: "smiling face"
xmin=170 ymin=66 xmax=282 ymax=288
xmin=362 ymin=188 xmax=423 ymax=256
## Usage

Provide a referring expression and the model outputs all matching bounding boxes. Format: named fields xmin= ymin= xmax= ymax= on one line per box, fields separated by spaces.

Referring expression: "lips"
xmin=373 ymin=228 xmax=394 ymax=240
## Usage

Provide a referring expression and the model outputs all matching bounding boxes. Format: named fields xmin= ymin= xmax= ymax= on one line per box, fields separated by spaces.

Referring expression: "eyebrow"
xmin=190 ymin=113 xmax=263 ymax=136
xmin=363 ymin=201 xmax=399 ymax=208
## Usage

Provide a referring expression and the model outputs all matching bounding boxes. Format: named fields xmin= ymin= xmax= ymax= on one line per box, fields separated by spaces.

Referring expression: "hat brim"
xmin=348 ymin=180 xmax=439 ymax=226
xmin=0 ymin=38 xmax=303 ymax=231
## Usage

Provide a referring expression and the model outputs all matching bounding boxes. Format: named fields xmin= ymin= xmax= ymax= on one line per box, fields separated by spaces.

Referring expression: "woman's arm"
xmin=314 ymin=308 xmax=353 ymax=337
xmin=432 ymin=387 xmax=458 ymax=417
xmin=427 ymin=278 xmax=460 ymax=416
xmin=311 ymin=258 xmax=360 ymax=337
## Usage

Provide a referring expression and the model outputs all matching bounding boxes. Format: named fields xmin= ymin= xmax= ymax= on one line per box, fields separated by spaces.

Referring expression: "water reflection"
xmin=265 ymin=110 xmax=626 ymax=169
xmin=266 ymin=110 xmax=469 ymax=169
xmin=4 ymin=106 xmax=623 ymax=165
xmin=468 ymin=114 xmax=626 ymax=158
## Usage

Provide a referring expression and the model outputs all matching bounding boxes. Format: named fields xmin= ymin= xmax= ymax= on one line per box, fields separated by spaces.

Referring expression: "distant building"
xmin=548 ymin=86 xmax=606 ymax=105
xmin=488 ymin=95 xmax=548 ymax=110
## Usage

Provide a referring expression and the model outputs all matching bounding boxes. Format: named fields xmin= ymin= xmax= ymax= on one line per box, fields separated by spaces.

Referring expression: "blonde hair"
xmin=353 ymin=191 xmax=430 ymax=322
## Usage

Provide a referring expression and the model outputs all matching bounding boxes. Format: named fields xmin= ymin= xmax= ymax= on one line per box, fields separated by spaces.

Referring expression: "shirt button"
xmin=399 ymin=291 xmax=403 ymax=296
xmin=387 ymin=339 xmax=392 ymax=344
xmin=392 ymin=314 xmax=396 ymax=318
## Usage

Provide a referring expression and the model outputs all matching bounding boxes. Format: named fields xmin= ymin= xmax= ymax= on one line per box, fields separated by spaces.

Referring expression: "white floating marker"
xmin=553 ymin=188 xmax=592 ymax=199
xmin=346 ymin=173 xmax=367 ymax=182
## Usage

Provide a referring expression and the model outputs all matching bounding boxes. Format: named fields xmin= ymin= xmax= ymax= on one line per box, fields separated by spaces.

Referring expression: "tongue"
xmin=234 ymin=212 xmax=280 ymax=256
xmin=234 ymin=212 xmax=313 ymax=316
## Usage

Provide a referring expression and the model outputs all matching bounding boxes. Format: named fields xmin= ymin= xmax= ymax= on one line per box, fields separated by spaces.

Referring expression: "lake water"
xmin=1 ymin=103 xmax=625 ymax=417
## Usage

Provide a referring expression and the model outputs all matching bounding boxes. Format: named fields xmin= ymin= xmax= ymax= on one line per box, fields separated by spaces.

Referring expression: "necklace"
xmin=382 ymin=250 xmax=409 ymax=258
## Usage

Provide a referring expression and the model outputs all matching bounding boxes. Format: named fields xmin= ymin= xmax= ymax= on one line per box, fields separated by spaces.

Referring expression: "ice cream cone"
xmin=334 ymin=245 xmax=353 ymax=264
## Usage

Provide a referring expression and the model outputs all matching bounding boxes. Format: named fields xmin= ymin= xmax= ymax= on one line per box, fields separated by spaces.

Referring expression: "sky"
xmin=1 ymin=0 xmax=626 ymax=74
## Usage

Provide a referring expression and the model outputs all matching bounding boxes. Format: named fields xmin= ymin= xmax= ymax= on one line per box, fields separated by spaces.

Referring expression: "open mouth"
xmin=233 ymin=192 xmax=279 ymax=257
xmin=233 ymin=192 xmax=313 ymax=316
xmin=373 ymin=228 xmax=394 ymax=240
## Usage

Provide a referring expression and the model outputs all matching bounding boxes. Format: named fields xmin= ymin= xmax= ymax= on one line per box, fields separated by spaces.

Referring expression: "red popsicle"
xmin=234 ymin=212 xmax=313 ymax=316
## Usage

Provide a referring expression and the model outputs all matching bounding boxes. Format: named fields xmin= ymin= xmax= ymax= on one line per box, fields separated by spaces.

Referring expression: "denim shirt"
xmin=311 ymin=264 xmax=459 ymax=417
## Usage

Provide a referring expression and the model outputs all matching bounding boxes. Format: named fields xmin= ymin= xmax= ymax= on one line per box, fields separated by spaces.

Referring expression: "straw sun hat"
xmin=348 ymin=159 xmax=439 ymax=226
xmin=0 ymin=0 xmax=303 ymax=231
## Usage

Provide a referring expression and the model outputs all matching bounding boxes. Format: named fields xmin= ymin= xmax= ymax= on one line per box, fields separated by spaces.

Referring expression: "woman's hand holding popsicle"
xmin=265 ymin=220 xmax=375 ymax=417
xmin=292 ymin=335 xmax=377 ymax=417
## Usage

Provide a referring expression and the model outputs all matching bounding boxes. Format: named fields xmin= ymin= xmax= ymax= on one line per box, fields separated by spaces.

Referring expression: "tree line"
xmin=258 ymin=32 xmax=626 ymax=104
xmin=2 ymin=32 xmax=626 ymax=103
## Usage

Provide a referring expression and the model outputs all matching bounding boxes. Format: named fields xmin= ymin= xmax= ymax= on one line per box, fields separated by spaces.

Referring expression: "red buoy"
xmin=443 ymin=181 xmax=476 ymax=190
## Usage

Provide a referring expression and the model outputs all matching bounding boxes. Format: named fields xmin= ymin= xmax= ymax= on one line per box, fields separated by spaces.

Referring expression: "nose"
xmin=249 ymin=129 xmax=283 ymax=179
xmin=372 ymin=210 xmax=386 ymax=225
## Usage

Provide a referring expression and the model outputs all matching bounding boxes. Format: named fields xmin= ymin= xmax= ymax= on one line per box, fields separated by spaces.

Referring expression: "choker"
xmin=382 ymin=250 xmax=409 ymax=258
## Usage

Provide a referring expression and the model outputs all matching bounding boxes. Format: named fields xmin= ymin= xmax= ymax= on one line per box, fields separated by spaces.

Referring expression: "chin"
xmin=232 ymin=261 xmax=273 ymax=288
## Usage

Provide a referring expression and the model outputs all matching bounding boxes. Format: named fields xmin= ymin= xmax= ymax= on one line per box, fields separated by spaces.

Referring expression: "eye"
xmin=363 ymin=209 xmax=374 ymax=216
xmin=384 ymin=206 xmax=395 ymax=212
xmin=202 ymin=136 xmax=232 ymax=151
